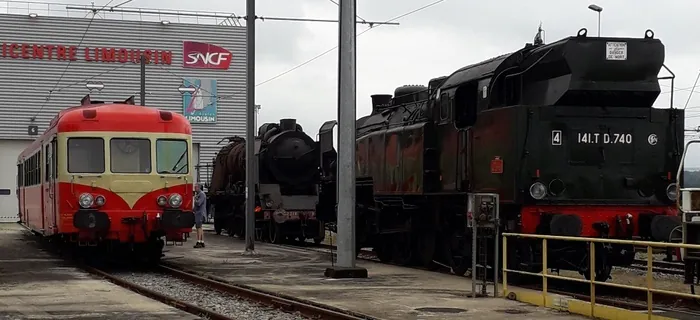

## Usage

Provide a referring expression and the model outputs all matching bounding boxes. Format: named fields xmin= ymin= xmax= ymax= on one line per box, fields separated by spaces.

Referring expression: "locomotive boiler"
xmin=206 ymin=119 xmax=328 ymax=244
xmin=341 ymin=28 xmax=683 ymax=281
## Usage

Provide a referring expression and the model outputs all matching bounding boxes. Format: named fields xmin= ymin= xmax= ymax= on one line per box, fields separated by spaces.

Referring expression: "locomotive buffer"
xmin=468 ymin=193 xmax=500 ymax=298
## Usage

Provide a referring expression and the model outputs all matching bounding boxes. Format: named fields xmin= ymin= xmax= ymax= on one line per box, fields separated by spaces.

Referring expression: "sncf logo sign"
xmin=182 ymin=41 xmax=231 ymax=70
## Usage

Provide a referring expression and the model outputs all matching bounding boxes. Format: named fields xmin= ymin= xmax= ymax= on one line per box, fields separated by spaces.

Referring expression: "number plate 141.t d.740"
xmin=576 ymin=132 xmax=632 ymax=144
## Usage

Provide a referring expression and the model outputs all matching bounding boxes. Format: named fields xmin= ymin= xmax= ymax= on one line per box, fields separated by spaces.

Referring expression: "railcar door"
xmin=42 ymin=139 xmax=56 ymax=235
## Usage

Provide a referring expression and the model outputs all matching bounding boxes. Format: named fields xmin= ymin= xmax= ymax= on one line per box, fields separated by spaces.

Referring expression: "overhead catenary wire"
xmin=168 ymin=0 xmax=447 ymax=102
xmin=250 ymin=0 xmax=446 ymax=89
xmin=66 ymin=6 xmax=398 ymax=27
xmin=327 ymin=0 xmax=367 ymax=24
xmin=150 ymin=0 xmax=445 ymax=103
xmin=32 ymin=0 xmax=120 ymax=120
xmin=683 ymin=70 xmax=700 ymax=109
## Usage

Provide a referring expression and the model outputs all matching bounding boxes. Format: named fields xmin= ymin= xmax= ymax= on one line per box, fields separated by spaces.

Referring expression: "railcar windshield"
xmin=156 ymin=139 xmax=189 ymax=174
xmin=110 ymin=138 xmax=151 ymax=173
xmin=67 ymin=138 xmax=105 ymax=173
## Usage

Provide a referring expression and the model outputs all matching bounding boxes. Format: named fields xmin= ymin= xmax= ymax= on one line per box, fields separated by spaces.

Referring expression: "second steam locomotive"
xmin=205 ymin=118 xmax=330 ymax=244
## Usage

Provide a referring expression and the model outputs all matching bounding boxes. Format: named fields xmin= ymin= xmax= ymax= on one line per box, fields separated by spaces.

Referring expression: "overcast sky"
xmin=18 ymin=0 xmax=700 ymax=167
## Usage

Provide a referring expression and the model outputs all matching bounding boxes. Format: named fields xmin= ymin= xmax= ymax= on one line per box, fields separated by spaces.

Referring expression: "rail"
xmin=501 ymin=233 xmax=700 ymax=319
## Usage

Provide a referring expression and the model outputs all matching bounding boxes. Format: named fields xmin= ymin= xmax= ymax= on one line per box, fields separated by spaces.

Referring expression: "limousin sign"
xmin=0 ymin=42 xmax=173 ymax=64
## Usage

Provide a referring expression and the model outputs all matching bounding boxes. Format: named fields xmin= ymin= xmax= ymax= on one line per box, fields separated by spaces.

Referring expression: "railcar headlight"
xmin=169 ymin=194 xmax=183 ymax=208
xmin=157 ymin=195 xmax=168 ymax=207
xmin=666 ymin=183 xmax=678 ymax=201
xmin=95 ymin=195 xmax=106 ymax=206
xmin=79 ymin=193 xmax=94 ymax=208
xmin=529 ymin=182 xmax=547 ymax=200
xmin=265 ymin=199 xmax=274 ymax=208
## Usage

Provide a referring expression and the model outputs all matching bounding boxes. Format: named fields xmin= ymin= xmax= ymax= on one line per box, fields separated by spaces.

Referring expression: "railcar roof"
xmin=18 ymin=103 xmax=191 ymax=161
xmin=51 ymin=103 xmax=191 ymax=133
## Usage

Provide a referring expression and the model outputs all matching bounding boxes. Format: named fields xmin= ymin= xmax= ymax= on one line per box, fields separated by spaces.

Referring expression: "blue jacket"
xmin=194 ymin=190 xmax=207 ymax=216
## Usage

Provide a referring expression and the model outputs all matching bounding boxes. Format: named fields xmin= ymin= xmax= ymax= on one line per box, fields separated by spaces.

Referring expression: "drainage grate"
xmin=495 ymin=308 xmax=531 ymax=314
xmin=415 ymin=307 xmax=467 ymax=314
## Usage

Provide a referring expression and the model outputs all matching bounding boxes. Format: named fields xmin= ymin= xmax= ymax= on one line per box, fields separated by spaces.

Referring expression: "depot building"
xmin=0 ymin=10 xmax=246 ymax=222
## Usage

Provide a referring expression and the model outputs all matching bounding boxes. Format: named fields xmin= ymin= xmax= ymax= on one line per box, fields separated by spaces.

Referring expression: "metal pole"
xmin=244 ymin=0 xmax=256 ymax=253
xmin=597 ymin=12 xmax=600 ymax=37
xmin=140 ymin=54 xmax=146 ymax=106
xmin=336 ymin=0 xmax=357 ymax=269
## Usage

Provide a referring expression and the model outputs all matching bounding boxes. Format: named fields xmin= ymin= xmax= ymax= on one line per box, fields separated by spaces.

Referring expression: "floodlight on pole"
xmin=86 ymin=81 xmax=105 ymax=91
xmin=178 ymin=85 xmax=196 ymax=94
xmin=254 ymin=104 xmax=261 ymax=129
xmin=588 ymin=4 xmax=602 ymax=37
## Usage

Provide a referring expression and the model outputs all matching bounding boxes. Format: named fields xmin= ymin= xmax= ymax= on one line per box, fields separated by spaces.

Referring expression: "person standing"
xmin=193 ymin=183 xmax=207 ymax=248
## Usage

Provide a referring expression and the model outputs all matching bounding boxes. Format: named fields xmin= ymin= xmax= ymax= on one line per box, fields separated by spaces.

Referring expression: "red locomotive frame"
xmin=16 ymin=95 xmax=195 ymax=262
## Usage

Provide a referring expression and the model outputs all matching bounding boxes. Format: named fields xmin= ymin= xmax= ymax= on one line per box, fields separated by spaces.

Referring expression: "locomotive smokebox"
xmin=279 ymin=118 xmax=297 ymax=132
xmin=371 ymin=94 xmax=392 ymax=113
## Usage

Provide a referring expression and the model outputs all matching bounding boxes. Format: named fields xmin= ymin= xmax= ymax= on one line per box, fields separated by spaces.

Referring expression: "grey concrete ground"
xmin=164 ymin=229 xmax=587 ymax=320
xmin=0 ymin=223 xmax=199 ymax=320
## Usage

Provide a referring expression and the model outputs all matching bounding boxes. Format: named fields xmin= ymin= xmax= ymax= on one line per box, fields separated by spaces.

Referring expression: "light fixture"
xmin=161 ymin=20 xmax=170 ymax=25
xmin=587 ymin=4 xmax=603 ymax=12
xmin=28 ymin=13 xmax=38 ymax=18
xmin=178 ymin=85 xmax=196 ymax=94
xmin=588 ymin=4 xmax=603 ymax=37
xmin=86 ymin=81 xmax=105 ymax=91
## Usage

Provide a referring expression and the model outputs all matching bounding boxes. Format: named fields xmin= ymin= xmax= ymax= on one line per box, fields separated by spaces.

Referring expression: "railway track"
xmin=82 ymin=263 xmax=372 ymax=320
xmin=20 ymin=224 xmax=371 ymax=320
xmin=628 ymin=258 xmax=686 ymax=275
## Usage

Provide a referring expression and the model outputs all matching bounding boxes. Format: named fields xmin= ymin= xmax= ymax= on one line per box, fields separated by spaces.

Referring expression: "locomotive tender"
xmin=345 ymin=28 xmax=683 ymax=281
xmin=17 ymin=95 xmax=196 ymax=262
xmin=206 ymin=119 xmax=331 ymax=244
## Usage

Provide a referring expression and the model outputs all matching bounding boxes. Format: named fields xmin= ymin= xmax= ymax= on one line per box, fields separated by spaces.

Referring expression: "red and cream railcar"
xmin=17 ymin=95 xmax=195 ymax=260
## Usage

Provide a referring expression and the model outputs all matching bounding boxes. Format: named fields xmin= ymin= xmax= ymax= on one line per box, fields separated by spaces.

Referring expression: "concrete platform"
xmin=0 ymin=223 xmax=199 ymax=320
xmin=162 ymin=230 xmax=586 ymax=320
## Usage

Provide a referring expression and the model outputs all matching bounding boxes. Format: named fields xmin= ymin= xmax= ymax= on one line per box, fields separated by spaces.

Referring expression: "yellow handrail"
xmin=502 ymin=233 xmax=700 ymax=319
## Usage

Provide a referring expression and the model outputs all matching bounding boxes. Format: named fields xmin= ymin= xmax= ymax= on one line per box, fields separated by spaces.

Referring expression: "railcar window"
xmin=156 ymin=139 xmax=189 ymax=174
xmin=67 ymin=138 xmax=105 ymax=173
xmin=44 ymin=144 xmax=50 ymax=182
xmin=110 ymin=138 xmax=151 ymax=174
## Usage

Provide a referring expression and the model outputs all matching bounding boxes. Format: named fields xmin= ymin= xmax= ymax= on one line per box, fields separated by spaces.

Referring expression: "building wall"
xmin=0 ymin=13 xmax=247 ymax=181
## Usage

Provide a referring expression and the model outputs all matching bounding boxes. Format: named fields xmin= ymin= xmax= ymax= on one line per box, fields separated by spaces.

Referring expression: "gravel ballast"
xmin=114 ymin=271 xmax=309 ymax=320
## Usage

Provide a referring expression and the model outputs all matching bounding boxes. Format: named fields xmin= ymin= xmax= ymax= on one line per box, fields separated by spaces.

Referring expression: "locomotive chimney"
xmin=279 ymin=118 xmax=297 ymax=132
xmin=371 ymin=94 xmax=392 ymax=114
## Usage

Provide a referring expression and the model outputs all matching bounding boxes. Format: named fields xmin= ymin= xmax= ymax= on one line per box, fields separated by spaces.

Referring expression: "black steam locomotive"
xmin=329 ymin=28 xmax=684 ymax=281
xmin=204 ymin=119 xmax=333 ymax=244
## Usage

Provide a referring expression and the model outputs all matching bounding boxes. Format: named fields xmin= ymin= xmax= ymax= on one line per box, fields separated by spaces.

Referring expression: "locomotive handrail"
xmin=502 ymin=233 xmax=700 ymax=319
xmin=658 ymin=64 xmax=675 ymax=109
